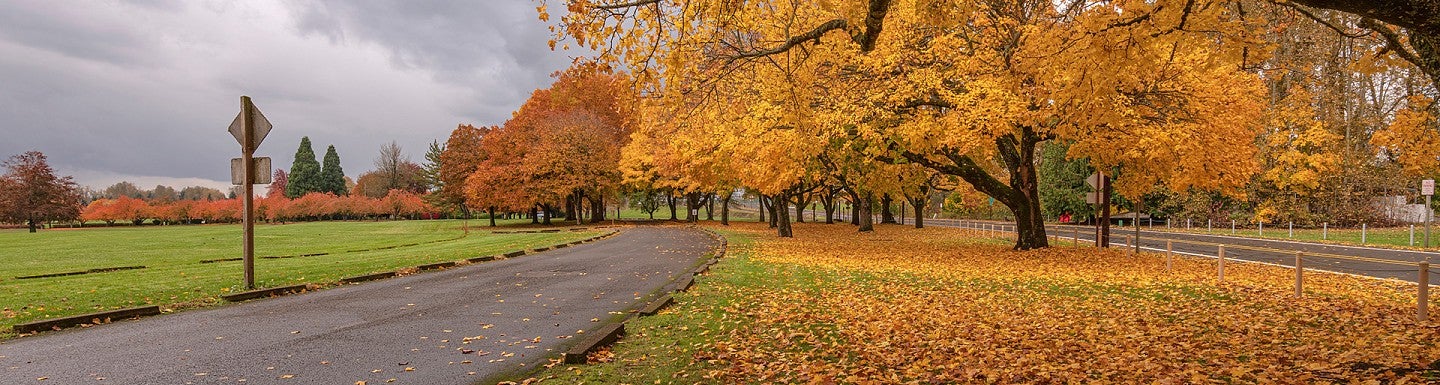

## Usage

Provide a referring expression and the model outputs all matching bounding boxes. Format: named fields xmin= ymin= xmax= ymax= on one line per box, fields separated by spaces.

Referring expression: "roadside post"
xmin=1420 ymin=260 xmax=1430 ymax=322
xmin=227 ymin=96 xmax=273 ymax=290
xmin=1086 ymin=172 xmax=1109 ymax=247
xmin=1217 ymin=245 xmax=1226 ymax=283
xmin=1425 ymin=179 xmax=1434 ymax=248
xmin=1294 ymin=252 xmax=1303 ymax=298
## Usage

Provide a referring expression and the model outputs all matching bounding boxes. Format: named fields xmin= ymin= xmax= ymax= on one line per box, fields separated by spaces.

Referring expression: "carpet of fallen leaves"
xmin=685 ymin=222 xmax=1440 ymax=384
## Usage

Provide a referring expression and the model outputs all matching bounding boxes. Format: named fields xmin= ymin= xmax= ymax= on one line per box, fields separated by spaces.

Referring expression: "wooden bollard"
xmin=1420 ymin=261 xmax=1430 ymax=322
xmin=1165 ymin=240 xmax=1173 ymax=271
xmin=1073 ymin=227 xmax=1079 ymax=247
xmin=1217 ymin=245 xmax=1226 ymax=283
xmin=1294 ymin=251 xmax=1303 ymax=298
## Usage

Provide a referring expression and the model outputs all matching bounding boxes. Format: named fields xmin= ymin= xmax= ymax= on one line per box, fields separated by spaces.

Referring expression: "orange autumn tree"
xmin=437 ymin=124 xmax=491 ymax=221
xmin=548 ymin=0 xmax=1267 ymax=248
xmin=463 ymin=65 xmax=633 ymax=225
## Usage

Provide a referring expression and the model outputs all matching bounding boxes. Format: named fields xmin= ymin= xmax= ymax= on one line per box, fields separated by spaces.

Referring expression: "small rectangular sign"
xmin=231 ymin=157 xmax=272 ymax=185
xmin=1425 ymin=179 xmax=1435 ymax=196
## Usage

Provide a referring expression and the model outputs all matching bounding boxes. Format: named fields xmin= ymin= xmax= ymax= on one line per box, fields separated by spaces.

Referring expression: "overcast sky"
xmin=0 ymin=0 xmax=579 ymax=193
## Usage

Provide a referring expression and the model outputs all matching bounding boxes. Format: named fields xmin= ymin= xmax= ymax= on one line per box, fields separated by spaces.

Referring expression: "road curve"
xmin=0 ymin=226 xmax=715 ymax=384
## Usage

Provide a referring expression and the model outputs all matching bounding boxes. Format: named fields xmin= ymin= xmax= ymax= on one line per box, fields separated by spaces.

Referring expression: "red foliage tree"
xmin=0 ymin=151 xmax=83 ymax=232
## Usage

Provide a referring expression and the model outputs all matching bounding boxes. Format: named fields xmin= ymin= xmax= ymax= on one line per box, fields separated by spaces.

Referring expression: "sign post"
xmin=1425 ymin=179 xmax=1434 ymax=248
xmin=228 ymin=96 xmax=272 ymax=290
xmin=1085 ymin=172 xmax=1110 ymax=247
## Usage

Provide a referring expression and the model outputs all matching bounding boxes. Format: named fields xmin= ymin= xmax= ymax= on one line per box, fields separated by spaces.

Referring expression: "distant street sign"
xmin=1085 ymin=192 xmax=1101 ymax=204
xmin=228 ymin=104 xmax=272 ymax=151
xmin=1085 ymin=172 xmax=1102 ymax=188
xmin=1425 ymin=179 xmax=1435 ymax=196
xmin=231 ymin=157 xmax=272 ymax=185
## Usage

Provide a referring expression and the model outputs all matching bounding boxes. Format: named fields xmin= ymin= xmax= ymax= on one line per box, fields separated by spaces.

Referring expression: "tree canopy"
xmin=0 ymin=151 xmax=82 ymax=232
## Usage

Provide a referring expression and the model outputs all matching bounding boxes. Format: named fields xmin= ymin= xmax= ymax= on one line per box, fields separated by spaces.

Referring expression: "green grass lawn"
xmin=0 ymin=219 xmax=604 ymax=338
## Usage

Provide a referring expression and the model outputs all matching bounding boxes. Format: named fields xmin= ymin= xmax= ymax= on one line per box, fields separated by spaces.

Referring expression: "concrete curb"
xmin=562 ymin=323 xmax=626 ymax=364
xmin=221 ymin=284 xmax=312 ymax=302
xmin=672 ymin=275 xmax=695 ymax=292
xmin=416 ymin=261 xmax=457 ymax=271
xmin=637 ymin=295 xmax=673 ymax=316
xmin=340 ymin=271 xmax=397 ymax=284
xmin=13 ymin=306 xmax=161 ymax=334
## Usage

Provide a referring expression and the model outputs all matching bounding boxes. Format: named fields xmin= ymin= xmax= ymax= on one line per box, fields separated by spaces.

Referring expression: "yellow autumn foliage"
xmin=692 ymin=223 xmax=1440 ymax=383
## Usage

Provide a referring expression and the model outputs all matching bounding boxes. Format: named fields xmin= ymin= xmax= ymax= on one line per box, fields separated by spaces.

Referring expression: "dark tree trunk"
xmin=899 ymin=128 xmax=1050 ymax=250
xmin=531 ymin=206 xmax=539 ymax=224
xmin=668 ymin=195 xmax=678 ymax=221
xmin=792 ymin=193 xmax=809 ymax=223
xmin=820 ymin=189 xmax=836 ymax=224
xmin=767 ymin=196 xmax=779 ymax=229
xmin=912 ymin=197 xmax=926 ymax=229
xmin=849 ymin=193 xmax=860 ymax=225
xmin=28 ymin=218 xmax=37 ymax=233
xmin=858 ymin=191 xmax=874 ymax=232
xmin=590 ymin=195 xmax=605 ymax=223
xmin=880 ymin=194 xmax=896 ymax=224
xmin=705 ymin=193 xmax=715 ymax=221
xmin=542 ymin=204 xmax=553 ymax=225
xmin=488 ymin=206 xmax=496 ymax=227
xmin=686 ymin=192 xmax=700 ymax=223
xmin=773 ymin=192 xmax=793 ymax=237
xmin=758 ymin=196 xmax=768 ymax=223
xmin=721 ymin=193 xmax=731 ymax=226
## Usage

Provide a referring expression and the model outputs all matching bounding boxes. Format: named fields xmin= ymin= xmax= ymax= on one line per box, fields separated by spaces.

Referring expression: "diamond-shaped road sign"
xmin=228 ymin=103 xmax=272 ymax=150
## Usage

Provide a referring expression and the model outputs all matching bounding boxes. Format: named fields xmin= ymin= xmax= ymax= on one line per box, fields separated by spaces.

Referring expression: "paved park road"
xmin=0 ymin=226 xmax=715 ymax=384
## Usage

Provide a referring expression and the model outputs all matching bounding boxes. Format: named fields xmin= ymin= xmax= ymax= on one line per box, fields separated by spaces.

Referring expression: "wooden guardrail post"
xmin=1073 ymin=227 xmax=1079 ymax=247
xmin=1420 ymin=261 xmax=1430 ymax=322
xmin=1294 ymin=251 xmax=1303 ymax=298
xmin=1217 ymin=245 xmax=1226 ymax=283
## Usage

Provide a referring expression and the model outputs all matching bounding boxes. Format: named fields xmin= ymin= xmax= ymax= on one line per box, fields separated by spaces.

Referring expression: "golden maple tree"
xmin=547 ymin=0 xmax=1268 ymax=249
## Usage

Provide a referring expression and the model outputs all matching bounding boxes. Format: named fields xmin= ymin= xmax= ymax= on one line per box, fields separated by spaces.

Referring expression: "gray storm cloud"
xmin=0 ymin=0 xmax=579 ymax=191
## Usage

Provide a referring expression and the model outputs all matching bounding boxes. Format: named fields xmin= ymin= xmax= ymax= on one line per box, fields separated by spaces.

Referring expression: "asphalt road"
xmin=0 ymin=226 xmax=715 ymax=384
xmin=923 ymin=218 xmax=1440 ymax=283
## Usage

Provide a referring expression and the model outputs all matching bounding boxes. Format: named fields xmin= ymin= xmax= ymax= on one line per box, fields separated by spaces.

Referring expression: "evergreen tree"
xmin=286 ymin=136 xmax=323 ymax=198
xmin=1037 ymin=141 xmax=1094 ymax=221
xmin=320 ymin=145 xmax=347 ymax=196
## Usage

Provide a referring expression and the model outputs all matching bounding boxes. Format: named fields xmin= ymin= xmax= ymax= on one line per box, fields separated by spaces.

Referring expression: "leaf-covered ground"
xmin=526 ymin=222 xmax=1440 ymax=384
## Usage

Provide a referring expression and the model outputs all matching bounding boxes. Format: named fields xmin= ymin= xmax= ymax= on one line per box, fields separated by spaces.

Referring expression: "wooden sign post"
xmin=228 ymin=96 xmax=272 ymax=290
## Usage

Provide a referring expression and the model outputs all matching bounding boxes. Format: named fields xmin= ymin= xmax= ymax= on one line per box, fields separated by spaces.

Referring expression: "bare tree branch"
xmin=589 ymin=0 xmax=661 ymax=11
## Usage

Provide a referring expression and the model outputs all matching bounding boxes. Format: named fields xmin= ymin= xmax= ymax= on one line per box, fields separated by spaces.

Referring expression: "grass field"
xmin=525 ymin=222 xmax=1440 ymax=384
xmin=0 ymin=219 xmax=603 ymax=338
